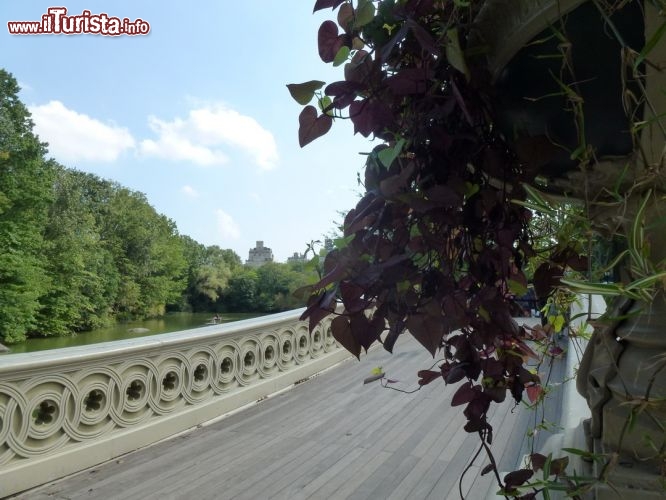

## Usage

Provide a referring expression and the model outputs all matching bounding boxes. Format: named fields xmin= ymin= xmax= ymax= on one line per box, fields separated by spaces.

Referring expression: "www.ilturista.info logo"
xmin=7 ymin=7 xmax=150 ymax=36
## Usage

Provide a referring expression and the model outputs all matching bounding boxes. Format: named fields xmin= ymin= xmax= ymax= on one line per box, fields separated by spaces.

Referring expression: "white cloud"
xmin=140 ymin=116 xmax=229 ymax=166
xmin=215 ymin=209 xmax=240 ymax=240
xmin=181 ymin=185 xmax=199 ymax=198
xmin=29 ymin=100 xmax=135 ymax=163
xmin=139 ymin=104 xmax=278 ymax=170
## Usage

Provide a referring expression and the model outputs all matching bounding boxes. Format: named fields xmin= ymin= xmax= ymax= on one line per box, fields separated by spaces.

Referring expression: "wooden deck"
xmin=13 ymin=319 xmax=567 ymax=500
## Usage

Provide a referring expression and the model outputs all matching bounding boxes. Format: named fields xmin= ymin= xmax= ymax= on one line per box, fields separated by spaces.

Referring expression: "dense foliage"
xmin=0 ymin=69 xmax=315 ymax=344
xmin=288 ymin=1 xmax=604 ymax=496
xmin=294 ymin=0 xmax=545 ymax=426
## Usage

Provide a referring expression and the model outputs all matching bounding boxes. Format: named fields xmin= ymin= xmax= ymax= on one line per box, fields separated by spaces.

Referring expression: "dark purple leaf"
xmin=406 ymin=314 xmax=445 ymax=357
xmin=550 ymin=456 xmax=569 ymax=476
xmin=318 ymin=21 xmax=344 ymax=63
xmin=530 ymin=453 xmax=547 ymax=472
xmin=481 ymin=463 xmax=495 ymax=476
xmin=349 ymin=100 xmax=373 ymax=137
xmin=463 ymin=395 xmax=490 ymax=422
xmin=404 ymin=0 xmax=435 ymax=16
xmin=332 ymin=93 xmax=357 ymax=109
xmin=298 ymin=105 xmax=333 ymax=147
xmin=444 ymin=363 xmax=466 ymax=384
xmin=424 ymin=185 xmax=462 ymax=208
xmin=350 ymin=99 xmax=394 ymax=137
xmin=383 ymin=319 xmax=404 ymax=353
xmin=484 ymin=385 xmax=507 ymax=403
xmin=464 ymin=418 xmax=490 ymax=434
xmin=331 ymin=315 xmax=361 ymax=359
xmin=417 ymin=369 xmax=440 ymax=386
xmin=313 ymin=0 xmax=346 ymax=13
xmin=503 ymin=469 xmax=533 ymax=489
xmin=301 ymin=287 xmax=337 ymax=331
xmin=340 ymin=281 xmax=369 ymax=313
xmin=345 ymin=198 xmax=382 ymax=234
xmin=548 ymin=345 xmax=564 ymax=357
xmin=451 ymin=381 xmax=477 ymax=406
xmin=533 ymin=263 xmax=563 ymax=299
xmin=566 ymin=253 xmax=589 ymax=272
xmin=379 ymin=163 xmax=416 ymax=197
xmin=350 ymin=312 xmax=384 ymax=351
xmin=337 ymin=2 xmax=354 ymax=31
xmin=406 ymin=19 xmax=440 ymax=56
xmin=380 ymin=23 xmax=409 ymax=64
xmin=451 ymin=80 xmax=473 ymax=125
xmin=344 ymin=50 xmax=373 ymax=83
xmin=385 ymin=68 xmax=434 ymax=95
xmin=325 ymin=80 xmax=364 ymax=96
xmin=510 ymin=377 xmax=524 ymax=403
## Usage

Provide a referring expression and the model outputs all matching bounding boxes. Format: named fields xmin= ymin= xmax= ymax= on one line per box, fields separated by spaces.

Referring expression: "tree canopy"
xmin=0 ymin=69 xmax=318 ymax=344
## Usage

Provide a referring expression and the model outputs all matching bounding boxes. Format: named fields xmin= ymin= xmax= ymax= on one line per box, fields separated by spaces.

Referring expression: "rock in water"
xmin=128 ymin=327 xmax=150 ymax=334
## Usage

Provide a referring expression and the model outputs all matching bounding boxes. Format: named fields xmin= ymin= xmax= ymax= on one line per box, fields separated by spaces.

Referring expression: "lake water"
xmin=4 ymin=312 xmax=264 ymax=354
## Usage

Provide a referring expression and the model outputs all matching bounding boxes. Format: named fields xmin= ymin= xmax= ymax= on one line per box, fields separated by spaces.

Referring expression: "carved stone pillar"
xmin=474 ymin=1 xmax=666 ymax=496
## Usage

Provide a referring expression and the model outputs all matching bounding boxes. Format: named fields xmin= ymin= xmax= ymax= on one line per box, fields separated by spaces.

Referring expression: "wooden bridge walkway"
xmin=13 ymin=319 xmax=566 ymax=500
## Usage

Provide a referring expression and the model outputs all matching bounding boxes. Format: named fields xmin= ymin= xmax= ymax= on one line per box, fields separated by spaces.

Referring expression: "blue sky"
xmin=2 ymin=1 xmax=373 ymax=262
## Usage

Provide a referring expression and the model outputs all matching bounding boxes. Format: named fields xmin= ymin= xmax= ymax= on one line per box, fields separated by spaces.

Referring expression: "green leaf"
xmin=464 ymin=182 xmax=479 ymax=198
xmin=629 ymin=189 xmax=652 ymax=274
xmin=625 ymin=271 xmax=666 ymax=291
xmin=377 ymin=139 xmax=405 ymax=168
xmin=521 ymin=183 xmax=555 ymax=212
xmin=334 ymin=234 xmax=355 ymax=250
xmin=560 ymin=279 xmax=624 ymax=296
xmin=569 ymin=144 xmax=586 ymax=160
xmin=445 ymin=28 xmax=469 ymax=80
xmin=318 ymin=95 xmax=334 ymax=116
xmin=333 ymin=45 xmax=350 ymax=67
xmin=552 ymin=314 xmax=565 ymax=333
xmin=600 ymin=249 xmax=630 ymax=275
xmin=354 ymin=0 xmax=376 ymax=29
xmin=508 ymin=279 xmax=528 ymax=297
xmin=634 ymin=20 xmax=666 ymax=71
xmin=286 ymin=80 xmax=326 ymax=105
xmin=559 ymin=279 xmax=645 ymax=301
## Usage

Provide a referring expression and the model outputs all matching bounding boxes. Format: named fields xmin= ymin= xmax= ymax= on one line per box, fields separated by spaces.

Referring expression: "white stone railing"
xmin=0 ymin=309 xmax=348 ymax=497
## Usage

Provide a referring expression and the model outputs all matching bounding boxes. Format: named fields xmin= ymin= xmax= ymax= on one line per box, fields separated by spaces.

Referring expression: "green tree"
xmin=225 ymin=268 xmax=259 ymax=312
xmin=180 ymin=244 xmax=242 ymax=312
xmin=36 ymin=166 xmax=111 ymax=335
xmin=103 ymin=188 xmax=186 ymax=319
xmin=0 ymin=70 xmax=53 ymax=343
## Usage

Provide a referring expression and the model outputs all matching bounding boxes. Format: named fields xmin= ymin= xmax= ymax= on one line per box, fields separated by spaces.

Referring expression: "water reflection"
xmin=5 ymin=312 xmax=263 ymax=354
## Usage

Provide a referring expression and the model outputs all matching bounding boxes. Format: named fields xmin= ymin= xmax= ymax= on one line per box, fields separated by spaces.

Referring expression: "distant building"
xmin=246 ymin=241 xmax=274 ymax=267
xmin=324 ymin=238 xmax=334 ymax=253
xmin=287 ymin=252 xmax=306 ymax=264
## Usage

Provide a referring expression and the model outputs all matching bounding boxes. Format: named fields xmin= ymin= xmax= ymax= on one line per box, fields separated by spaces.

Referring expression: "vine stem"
xmin=478 ymin=427 xmax=509 ymax=500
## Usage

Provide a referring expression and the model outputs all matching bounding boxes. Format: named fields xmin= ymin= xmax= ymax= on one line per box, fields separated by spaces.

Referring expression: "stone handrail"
xmin=0 ymin=309 xmax=348 ymax=497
